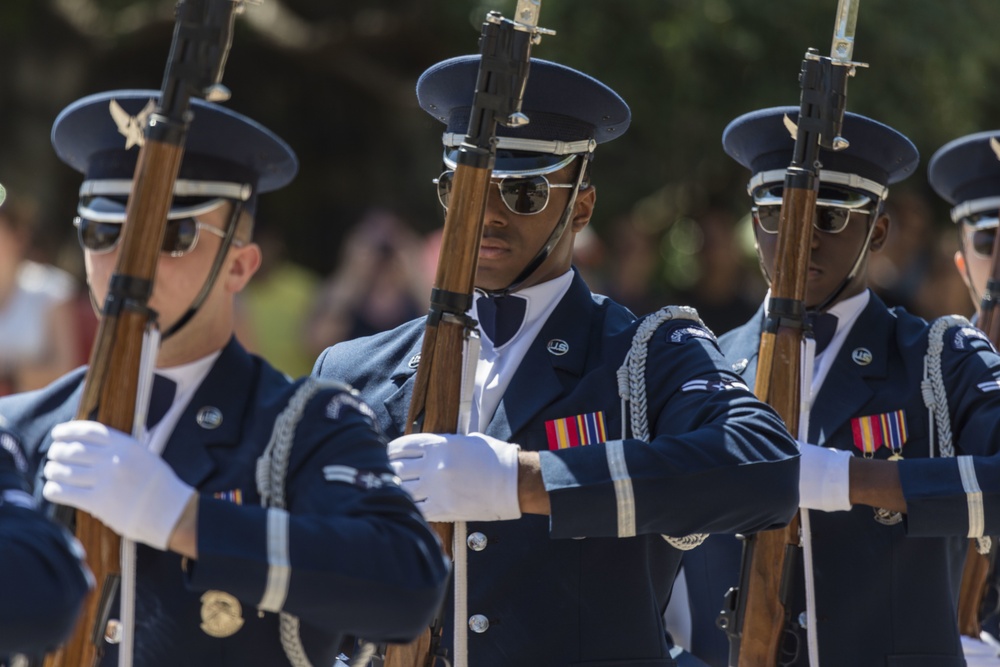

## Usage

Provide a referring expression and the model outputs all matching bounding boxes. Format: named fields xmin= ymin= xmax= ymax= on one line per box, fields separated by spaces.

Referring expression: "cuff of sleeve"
xmin=497 ymin=443 xmax=522 ymax=521
xmin=798 ymin=443 xmax=852 ymax=512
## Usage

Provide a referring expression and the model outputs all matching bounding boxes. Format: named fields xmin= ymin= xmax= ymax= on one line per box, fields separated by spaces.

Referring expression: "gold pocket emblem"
xmin=200 ymin=590 xmax=244 ymax=638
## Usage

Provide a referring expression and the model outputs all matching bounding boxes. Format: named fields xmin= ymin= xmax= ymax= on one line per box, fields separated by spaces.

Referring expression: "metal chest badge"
xmin=200 ymin=590 xmax=244 ymax=638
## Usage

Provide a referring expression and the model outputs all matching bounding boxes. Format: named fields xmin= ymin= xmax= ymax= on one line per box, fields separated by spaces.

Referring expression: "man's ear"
xmin=954 ymin=249 xmax=966 ymax=276
xmin=225 ymin=242 xmax=262 ymax=293
xmin=868 ymin=212 xmax=890 ymax=251
xmin=571 ymin=186 xmax=596 ymax=233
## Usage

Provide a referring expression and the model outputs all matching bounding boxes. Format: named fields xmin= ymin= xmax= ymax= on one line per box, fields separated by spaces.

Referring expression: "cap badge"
xmin=109 ymin=98 xmax=155 ymax=150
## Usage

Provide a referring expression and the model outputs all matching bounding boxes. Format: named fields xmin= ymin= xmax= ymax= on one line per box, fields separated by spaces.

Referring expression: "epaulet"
xmin=936 ymin=315 xmax=997 ymax=354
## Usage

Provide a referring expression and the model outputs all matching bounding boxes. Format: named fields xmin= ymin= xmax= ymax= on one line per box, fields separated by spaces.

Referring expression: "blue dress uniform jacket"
xmin=0 ymin=439 xmax=90 ymax=656
xmin=685 ymin=291 xmax=1000 ymax=667
xmin=313 ymin=272 xmax=799 ymax=667
xmin=0 ymin=338 xmax=449 ymax=667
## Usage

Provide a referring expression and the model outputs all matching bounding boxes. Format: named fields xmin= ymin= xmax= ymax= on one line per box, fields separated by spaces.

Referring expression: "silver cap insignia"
xmin=109 ymin=98 xmax=155 ymax=150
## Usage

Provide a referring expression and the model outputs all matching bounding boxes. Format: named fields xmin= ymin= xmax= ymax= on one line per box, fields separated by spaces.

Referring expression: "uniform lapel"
xmin=485 ymin=274 xmax=592 ymax=440
xmin=161 ymin=339 xmax=250 ymax=488
xmin=807 ymin=295 xmax=889 ymax=445
xmin=383 ymin=335 xmax=425 ymax=438
xmin=721 ymin=303 xmax=767 ymax=380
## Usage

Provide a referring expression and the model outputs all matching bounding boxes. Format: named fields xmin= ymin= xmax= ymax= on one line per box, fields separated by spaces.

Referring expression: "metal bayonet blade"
xmin=830 ymin=0 xmax=860 ymax=62
xmin=514 ymin=0 xmax=541 ymax=28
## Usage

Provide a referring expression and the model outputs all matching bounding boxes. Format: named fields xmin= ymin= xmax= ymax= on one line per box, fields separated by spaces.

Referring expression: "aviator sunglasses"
xmin=751 ymin=185 xmax=875 ymax=236
xmin=434 ymin=171 xmax=578 ymax=216
xmin=959 ymin=214 xmax=1000 ymax=259
xmin=752 ymin=202 xmax=872 ymax=236
xmin=74 ymin=215 xmax=230 ymax=257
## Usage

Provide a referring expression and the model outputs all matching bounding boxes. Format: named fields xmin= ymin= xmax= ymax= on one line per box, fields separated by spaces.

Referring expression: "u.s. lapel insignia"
xmin=732 ymin=358 xmax=749 ymax=373
xmin=109 ymin=98 xmax=155 ymax=150
xmin=196 ymin=406 xmax=223 ymax=429
xmin=407 ymin=354 xmax=420 ymax=369
xmin=547 ymin=339 xmax=569 ymax=356
xmin=200 ymin=590 xmax=244 ymax=638
xmin=851 ymin=348 xmax=873 ymax=366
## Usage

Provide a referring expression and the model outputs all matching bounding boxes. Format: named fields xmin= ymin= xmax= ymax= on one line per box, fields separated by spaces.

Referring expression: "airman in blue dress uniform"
xmin=313 ymin=56 xmax=800 ymax=667
xmin=682 ymin=107 xmax=1000 ymax=667
xmin=930 ymin=130 xmax=1000 ymax=664
xmin=0 ymin=90 xmax=448 ymax=667
xmin=0 ymin=429 xmax=91 ymax=656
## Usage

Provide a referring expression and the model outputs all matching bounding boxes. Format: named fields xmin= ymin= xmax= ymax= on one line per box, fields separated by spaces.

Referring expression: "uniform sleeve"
xmin=0 ymin=439 xmax=92 ymax=655
xmin=185 ymin=387 xmax=449 ymax=643
xmin=899 ymin=325 xmax=1000 ymax=538
xmin=540 ymin=321 xmax=800 ymax=540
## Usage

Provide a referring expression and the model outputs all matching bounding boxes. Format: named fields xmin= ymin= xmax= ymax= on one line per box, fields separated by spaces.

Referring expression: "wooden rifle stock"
xmin=43 ymin=2 xmax=243 ymax=665
xmin=733 ymin=3 xmax=863 ymax=660
xmin=44 ymin=141 xmax=184 ymax=667
xmin=735 ymin=186 xmax=816 ymax=667
xmin=956 ymin=223 xmax=1000 ymax=638
xmin=384 ymin=165 xmax=491 ymax=667
xmin=383 ymin=5 xmax=551 ymax=665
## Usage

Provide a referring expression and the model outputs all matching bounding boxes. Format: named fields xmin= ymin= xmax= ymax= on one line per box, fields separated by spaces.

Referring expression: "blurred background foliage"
xmin=3 ymin=0 xmax=999 ymax=320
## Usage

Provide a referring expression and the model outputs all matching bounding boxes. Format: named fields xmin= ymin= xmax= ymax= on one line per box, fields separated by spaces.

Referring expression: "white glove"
xmin=798 ymin=441 xmax=853 ymax=512
xmin=388 ymin=432 xmax=521 ymax=522
xmin=43 ymin=420 xmax=196 ymax=550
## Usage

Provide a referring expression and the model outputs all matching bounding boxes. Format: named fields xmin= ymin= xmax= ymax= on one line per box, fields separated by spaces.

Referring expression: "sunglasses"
xmin=752 ymin=203 xmax=872 ymax=235
xmin=960 ymin=215 xmax=1000 ymax=259
xmin=74 ymin=216 xmax=229 ymax=257
xmin=434 ymin=171 xmax=577 ymax=216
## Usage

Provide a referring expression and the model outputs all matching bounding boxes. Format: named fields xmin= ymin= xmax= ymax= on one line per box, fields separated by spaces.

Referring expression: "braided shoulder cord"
xmin=922 ymin=316 xmax=990 ymax=554
xmin=256 ymin=377 xmax=330 ymax=667
xmin=617 ymin=305 xmax=708 ymax=551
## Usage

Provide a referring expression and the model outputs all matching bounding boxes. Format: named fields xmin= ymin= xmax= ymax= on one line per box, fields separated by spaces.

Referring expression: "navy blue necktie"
xmin=476 ymin=294 xmax=528 ymax=347
xmin=807 ymin=312 xmax=839 ymax=355
xmin=146 ymin=375 xmax=177 ymax=428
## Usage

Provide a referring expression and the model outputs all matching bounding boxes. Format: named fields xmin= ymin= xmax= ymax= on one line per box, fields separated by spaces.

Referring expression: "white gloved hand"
xmin=388 ymin=432 xmax=521 ymax=522
xmin=798 ymin=441 xmax=853 ymax=512
xmin=43 ymin=420 xmax=196 ymax=550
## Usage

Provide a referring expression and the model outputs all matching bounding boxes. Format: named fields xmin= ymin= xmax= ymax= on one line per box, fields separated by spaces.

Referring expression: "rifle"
xmin=381 ymin=4 xmax=552 ymax=667
xmin=43 ymin=2 xmax=246 ymax=666
xmin=957 ymin=182 xmax=1000 ymax=638
xmin=723 ymin=2 xmax=865 ymax=665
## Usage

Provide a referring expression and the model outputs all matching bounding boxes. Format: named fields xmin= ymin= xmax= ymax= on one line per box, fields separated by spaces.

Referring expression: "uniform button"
xmin=105 ymin=619 xmax=123 ymax=644
xmin=468 ymin=614 xmax=490 ymax=633
xmin=467 ymin=532 xmax=488 ymax=551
